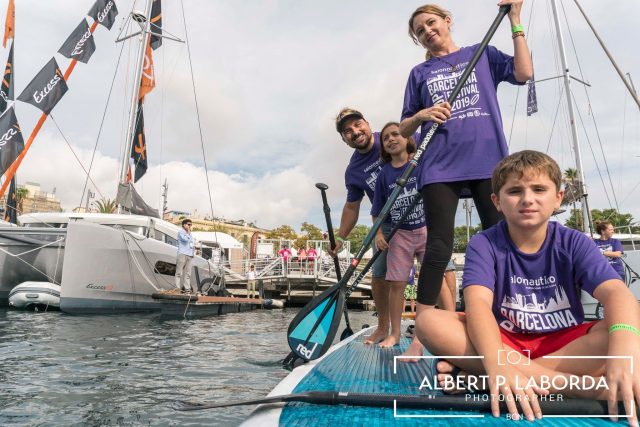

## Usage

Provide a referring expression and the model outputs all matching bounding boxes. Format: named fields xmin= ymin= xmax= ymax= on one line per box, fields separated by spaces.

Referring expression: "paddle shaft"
xmin=175 ymin=390 xmax=625 ymax=416
xmin=316 ymin=183 xmax=353 ymax=338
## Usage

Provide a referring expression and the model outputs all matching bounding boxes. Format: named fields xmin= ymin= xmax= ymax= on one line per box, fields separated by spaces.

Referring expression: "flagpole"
xmin=0 ymin=21 xmax=99 ymax=200
xmin=118 ymin=0 xmax=153 ymax=191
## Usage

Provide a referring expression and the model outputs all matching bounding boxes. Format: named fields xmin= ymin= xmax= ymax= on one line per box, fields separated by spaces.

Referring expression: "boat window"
xmin=111 ymin=225 xmax=147 ymax=235
xmin=155 ymin=261 xmax=176 ymax=276
xmin=22 ymin=222 xmax=68 ymax=228
xmin=164 ymin=233 xmax=178 ymax=247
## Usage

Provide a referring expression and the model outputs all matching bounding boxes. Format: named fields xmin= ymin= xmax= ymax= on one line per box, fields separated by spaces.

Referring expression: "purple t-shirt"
xmin=345 ymin=132 xmax=383 ymax=203
xmin=593 ymin=238 xmax=625 ymax=278
xmin=463 ymin=221 xmax=620 ymax=334
xmin=370 ymin=162 xmax=425 ymax=230
xmin=402 ymin=44 xmax=523 ymax=188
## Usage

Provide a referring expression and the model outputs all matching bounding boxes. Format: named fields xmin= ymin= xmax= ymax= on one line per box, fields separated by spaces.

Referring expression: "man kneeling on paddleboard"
xmin=416 ymin=151 xmax=640 ymax=424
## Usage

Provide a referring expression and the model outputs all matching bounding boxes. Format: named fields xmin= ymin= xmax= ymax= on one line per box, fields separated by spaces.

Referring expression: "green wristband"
xmin=608 ymin=323 xmax=640 ymax=336
xmin=335 ymin=236 xmax=345 ymax=243
xmin=511 ymin=24 xmax=524 ymax=33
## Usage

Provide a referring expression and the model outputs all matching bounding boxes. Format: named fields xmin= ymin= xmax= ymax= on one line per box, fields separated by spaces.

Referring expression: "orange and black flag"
xmin=3 ymin=175 xmax=16 ymax=223
xmin=0 ymin=42 xmax=13 ymax=113
xmin=3 ymin=0 xmax=14 ymax=48
xmin=130 ymin=101 xmax=147 ymax=182
xmin=138 ymin=39 xmax=155 ymax=100
xmin=149 ymin=0 xmax=162 ymax=50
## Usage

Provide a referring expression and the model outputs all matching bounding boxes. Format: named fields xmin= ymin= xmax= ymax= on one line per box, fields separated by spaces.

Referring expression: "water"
xmin=0 ymin=307 xmax=375 ymax=426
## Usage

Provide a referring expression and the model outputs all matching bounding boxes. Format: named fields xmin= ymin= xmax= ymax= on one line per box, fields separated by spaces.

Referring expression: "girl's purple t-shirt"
xmin=370 ymin=162 xmax=425 ymax=230
xmin=593 ymin=238 xmax=625 ymax=278
xmin=344 ymin=132 xmax=383 ymax=203
xmin=462 ymin=221 xmax=620 ymax=334
xmin=401 ymin=44 xmax=523 ymax=188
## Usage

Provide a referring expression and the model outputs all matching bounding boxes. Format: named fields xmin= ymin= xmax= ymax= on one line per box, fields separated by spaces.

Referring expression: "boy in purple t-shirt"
xmin=416 ymin=150 xmax=640 ymax=423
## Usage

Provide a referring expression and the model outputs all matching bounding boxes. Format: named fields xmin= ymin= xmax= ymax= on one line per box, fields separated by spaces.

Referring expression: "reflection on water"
xmin=0 ymin=307 xmax=374 ymax=426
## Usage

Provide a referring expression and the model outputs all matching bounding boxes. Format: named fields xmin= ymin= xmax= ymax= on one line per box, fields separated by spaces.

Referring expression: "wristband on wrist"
xmin=335 ymin=236 xmax=345 ymax=243
xmin=511 ymin=24 xmax=524 ymax=33
xmin=608 ymin=323 xmax=640 ymax=336
xmin=512 ymin=31 xmax=525 ymax=40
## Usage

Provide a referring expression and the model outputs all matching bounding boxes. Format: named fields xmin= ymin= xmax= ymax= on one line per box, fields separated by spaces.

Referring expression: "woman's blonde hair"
xmin=408 ymin=4 xmax=452 ymax=59
xmin=379 ymin=122 xmax=416 ymax=163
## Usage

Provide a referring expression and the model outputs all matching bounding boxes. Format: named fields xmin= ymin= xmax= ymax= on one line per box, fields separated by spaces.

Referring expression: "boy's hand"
xmin=374 ymin=232 xmax=388 ymax=251
xmin=605 ymin=350 xmax=640 ymax=426
xmin=487 ymin=364 xmax=547 ymax=421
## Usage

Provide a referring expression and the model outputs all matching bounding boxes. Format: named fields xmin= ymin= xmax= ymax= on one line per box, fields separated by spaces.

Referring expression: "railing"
xmin=224 ymin=255 xmax=355 ymax=283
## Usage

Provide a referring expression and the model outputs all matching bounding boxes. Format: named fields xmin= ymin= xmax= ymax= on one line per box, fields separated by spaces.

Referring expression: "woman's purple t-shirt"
xmin=344 ymin=132 xmax=383 ymax=203
xmin=463 ymin=221 xmax=620 ymax=334
xmin=370 ymin=162 xmax=425 ymax=230
xmin=593 ymin=238 xmax=625 ymax=278
xmin=402 ymin=44 xmax=523 ymax=188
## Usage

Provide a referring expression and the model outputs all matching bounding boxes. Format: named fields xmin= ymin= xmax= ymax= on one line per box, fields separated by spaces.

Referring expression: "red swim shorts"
xmin=499 ymin=321 xmax=598 ymax=359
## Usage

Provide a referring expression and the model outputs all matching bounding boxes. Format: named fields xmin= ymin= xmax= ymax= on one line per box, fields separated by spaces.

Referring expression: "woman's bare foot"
xmin=436 ymin=360 xmax=470 ymax=394
xmin=363 ymin=328 xmax=388 ymax=345
xmin=398 ymin=337 xmax=424 ymax=362
xmin=379 ymin=334 xmax=400 ymax=348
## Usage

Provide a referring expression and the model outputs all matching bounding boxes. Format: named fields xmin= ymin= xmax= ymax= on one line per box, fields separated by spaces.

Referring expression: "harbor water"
xmin=0 ymin=307 xmax=375 ymax=426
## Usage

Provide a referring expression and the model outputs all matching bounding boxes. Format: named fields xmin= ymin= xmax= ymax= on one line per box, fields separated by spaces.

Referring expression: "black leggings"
xmin=417 ymin=179 xmax=502 ymax=305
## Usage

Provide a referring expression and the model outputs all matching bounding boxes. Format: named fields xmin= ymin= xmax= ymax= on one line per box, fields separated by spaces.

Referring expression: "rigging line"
xmin=180 ymin=0 xmax=218 ymax=247
xmin=560 ymin=1 xmax=620 ymax=212
xmin=48 ymin=115 xmax=106 ymax=201
xmin=78 ymin=38 xmax=128 ymax=210
xmin=544 ymin=86 xmax=564 ymax=154
xmin=570 ymin=90 xmax=614 ymax=208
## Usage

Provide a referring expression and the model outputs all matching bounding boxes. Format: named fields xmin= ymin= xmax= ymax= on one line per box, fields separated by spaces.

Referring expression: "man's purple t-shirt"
xmin=401 ymin=44 xmax=523 ymax=188
xmin=463 ymin=221 xmax=620 ymax=334
xmin=370 ymin=162 xmax=425 ymax=230
xmin=593 ymin=238 xmax=625 ymax=278
xmin=345 ymin=132 xmax=383 ymax=203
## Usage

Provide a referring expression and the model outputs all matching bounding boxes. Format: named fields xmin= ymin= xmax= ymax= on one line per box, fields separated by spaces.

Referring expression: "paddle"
xmin=287 ymin=5 xmax=512 ymax=362
xmin=173 ymin=390 xmax=628 ymax=416
xmin=286 ymin=194 xmax=422 ymax=362
xmin=315 ymin=182 xmax=354 ymax=340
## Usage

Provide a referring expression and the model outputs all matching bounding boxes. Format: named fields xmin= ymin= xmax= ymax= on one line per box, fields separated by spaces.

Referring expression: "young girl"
xmin=370 ymin=122 xmax=429 ymax=358
xmin=594 ymin=220 xmax=625 ymax=280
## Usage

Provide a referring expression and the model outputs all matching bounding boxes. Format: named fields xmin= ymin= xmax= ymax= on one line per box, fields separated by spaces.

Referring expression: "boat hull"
xmin=60 ymin=221 xmax=218 ymax=314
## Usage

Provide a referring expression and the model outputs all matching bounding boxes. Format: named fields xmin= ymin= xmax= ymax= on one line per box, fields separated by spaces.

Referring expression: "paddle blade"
xmin=287 ymin=285 xmax=345 ymax=361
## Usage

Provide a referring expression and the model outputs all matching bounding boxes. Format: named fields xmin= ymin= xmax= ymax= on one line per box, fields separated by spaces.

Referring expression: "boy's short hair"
xmin=492 ymin=150 xmax=562 ymax=194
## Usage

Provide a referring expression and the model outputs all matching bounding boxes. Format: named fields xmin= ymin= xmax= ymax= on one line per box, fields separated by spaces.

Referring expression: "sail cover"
xmin=149 ymin=0 xmax=162 ymax=50
xmin=17 ymin=57 xmax=68 ymax=114
xmin=117 ymin=183 xmax=159 ymax=218
xmin=0 ymin=106 xmax=23 ymax=175
xmin=88 ymin=0 xmax=118 ymax=30
xmin=58 ymin=19 xmax=96 ymax=64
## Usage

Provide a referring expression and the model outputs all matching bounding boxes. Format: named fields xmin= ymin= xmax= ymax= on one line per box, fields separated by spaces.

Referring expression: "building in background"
xmin=0 ymin=182 xmax=62 ymax=216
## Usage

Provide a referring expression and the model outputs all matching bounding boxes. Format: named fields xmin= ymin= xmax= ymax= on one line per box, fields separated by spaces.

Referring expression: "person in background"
xmin=594 ymin=220 xmax=625 ymax=281
xmin=306 ymin=246 xmax=317 ymax=274
xmin=404 ymin=264 xmax=418 ymax=313
xmin=278 ymin=244 xmax=292 ymax=274
xmin=176 ymin=218 xmax=195 ymax=293
xmin=297 ymin=246 xmax=307 ymax=272
xmin=246 ymin=264 xmax=257 ymax=299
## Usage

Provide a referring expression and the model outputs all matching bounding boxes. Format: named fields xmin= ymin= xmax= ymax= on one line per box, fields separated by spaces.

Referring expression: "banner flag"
xmin=130 ymin=101 xmax=147 ymax=182
xmin=3 ymin=175 xmax=16 ymax=223
xmin=3 ymin=0 xmax=14 ymax=48
xmin=17 ymin=57 xmax=68 ymax=114
xmin=0 ymin=106 xmax=24 ymax=176
xmin=88 ymin=0 xmax=118 ymax=30
xmin=0 ymin=42 xmax=13 ymax=112
xmin=138 ymin=39 xmax=155 ymax=100
xmin=58 ymin=19 xmax=96 ymax=64
xmin=149 ymin=0 xmax=162 ymax=50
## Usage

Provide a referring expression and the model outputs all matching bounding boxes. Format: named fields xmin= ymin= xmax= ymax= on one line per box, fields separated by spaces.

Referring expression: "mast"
xmin=117 ymin=0 xmax=153 ymax=200
xmin=550 ymin=0 xmax=593 ymax=234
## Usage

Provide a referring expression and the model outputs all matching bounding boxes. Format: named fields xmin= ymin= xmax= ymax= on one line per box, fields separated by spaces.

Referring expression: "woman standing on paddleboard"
xmin=399 ymin=1 xmax=533 ymax=314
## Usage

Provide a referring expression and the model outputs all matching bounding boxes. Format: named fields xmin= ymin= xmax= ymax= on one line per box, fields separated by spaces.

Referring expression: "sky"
xmin=7 ymin=0 xmax=640 ymax=231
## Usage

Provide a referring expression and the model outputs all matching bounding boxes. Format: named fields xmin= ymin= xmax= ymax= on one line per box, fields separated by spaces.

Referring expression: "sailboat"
xmin=0 ymin=0 xmax=224 ymax=313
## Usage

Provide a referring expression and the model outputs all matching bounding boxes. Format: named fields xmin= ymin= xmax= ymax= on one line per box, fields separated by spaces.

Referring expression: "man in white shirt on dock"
xmin=176 ymin=218 xmax=195 ymax=293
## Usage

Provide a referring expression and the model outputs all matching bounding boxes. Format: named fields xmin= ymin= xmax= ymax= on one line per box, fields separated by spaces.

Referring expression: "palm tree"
xmin=562 ymin=168 xmax=584 ymax=230
xmin=93 ymin=198 xmax=118 ymax=213
xmin=15 ymin=187 xmax=28 ymax=214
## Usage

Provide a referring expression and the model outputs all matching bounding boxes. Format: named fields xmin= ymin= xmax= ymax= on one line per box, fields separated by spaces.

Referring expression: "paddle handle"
xmin=317 ymin=184 xmax=342 ymax=281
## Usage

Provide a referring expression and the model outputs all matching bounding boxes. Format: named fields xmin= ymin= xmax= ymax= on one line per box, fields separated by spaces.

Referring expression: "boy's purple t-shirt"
xmin=401 ymin=44 xmax=523 ymax=188
xmin=344 ymin=132 xmax=383 ymax=203
xmin=462 ymin=221 xmax=620 ymax=334
xmin=593 ymin=238 xmax=625 ymax=278
xmin=370 ymin=162 xmax=425 ymax=230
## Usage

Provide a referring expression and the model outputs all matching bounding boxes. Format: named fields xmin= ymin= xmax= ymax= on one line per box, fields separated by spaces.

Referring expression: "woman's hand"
xmin=414 ymin=103 xmax=452 ymax=125
xmin=486 ymin=364 xmax=547 ymax=421
xmin=498 ymin=0 xmax=524 ymax=25
xmin=375 ymin=232 xmax=388 ymax=251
